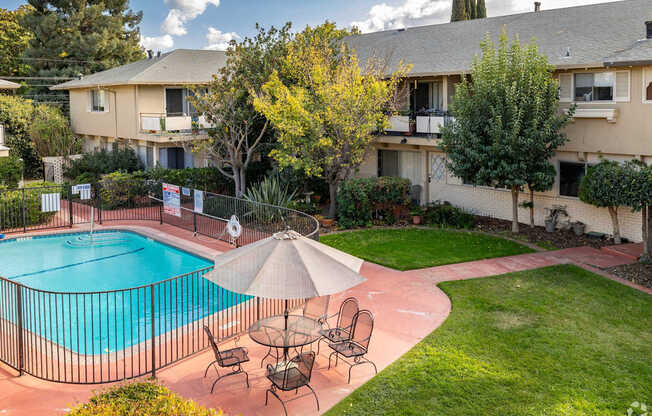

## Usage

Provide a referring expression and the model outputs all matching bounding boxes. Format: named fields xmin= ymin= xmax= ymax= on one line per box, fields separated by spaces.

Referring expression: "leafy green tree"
xmin=623 ymin=160 xmax=652 ymax=260
xmin=0 ymin=156 xmax=24 ymax=188
xmin=0 ymin=94 xmax=41 ymax=177
xmin=189 ymin=24 xmax=292 ymax=197
xmin=451 ymin=0 xmax=468 ymax=22
xmin=578 ymin=159 xmax=630 ymax=244
xmin=30 ymin=104 xmax=81 ymax=158
xmin=476 ymin=0 xmax=487 ymax=18
xmin=253 ymin=22 xmax=408 ymax=218
xmin=0 ymin=6 xmax=33 ymax=78
xmin=441 ymin=30 xmax=572 ymax=233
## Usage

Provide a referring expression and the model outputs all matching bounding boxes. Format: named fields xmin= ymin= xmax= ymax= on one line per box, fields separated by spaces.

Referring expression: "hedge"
xmin=337 ymin=176 xmax=411 ymax=228
xmin=0 ymin=182 xmax=59 ymax=230
xmin=422 ymin=202 xmax=475 ymax=229
xmin=67 ymin=381 xmax=221 ymax=416
xmin=0 ymin=156 xmax=23 ymax=188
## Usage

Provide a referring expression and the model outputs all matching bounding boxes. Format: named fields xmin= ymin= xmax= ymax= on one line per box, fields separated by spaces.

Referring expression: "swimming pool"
xmin=0 ymin=231 xmax=249 ymax=355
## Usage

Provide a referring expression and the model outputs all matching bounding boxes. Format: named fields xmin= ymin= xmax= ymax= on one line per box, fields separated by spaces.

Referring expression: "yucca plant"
xmin=243 ymin=175 xmax=296 ymax=207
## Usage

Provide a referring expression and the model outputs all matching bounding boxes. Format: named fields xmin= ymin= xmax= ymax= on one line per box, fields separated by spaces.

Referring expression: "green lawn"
xmin=325 ymin=265 xmax=652 ymax=416
xmin=320 ymin=228 xmax=535 ymax=270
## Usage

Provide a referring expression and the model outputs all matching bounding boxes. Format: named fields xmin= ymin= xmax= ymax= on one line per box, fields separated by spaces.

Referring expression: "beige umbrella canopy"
xmin=204 ymin=230 xmax=366 ymax=300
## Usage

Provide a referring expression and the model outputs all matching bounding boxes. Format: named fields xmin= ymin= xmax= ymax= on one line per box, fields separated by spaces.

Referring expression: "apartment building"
xmin=52 ymin=49 xmax=226 ymax=169
xmin=346 ymin=0 xmax=652 ymax=241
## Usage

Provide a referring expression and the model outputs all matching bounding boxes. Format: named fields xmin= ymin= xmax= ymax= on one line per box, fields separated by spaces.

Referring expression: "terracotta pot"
xmin=313 ymin=195 xmax=321 ymax=202
xmin=321 ymin=218 xmax=334 ymax=227
xmin=412 ymin=215 xmax=422 ymax=225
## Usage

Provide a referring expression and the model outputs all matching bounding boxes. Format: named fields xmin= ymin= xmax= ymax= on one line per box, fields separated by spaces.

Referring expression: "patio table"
xmin=248 ymin=314 xmax=322 ymax=364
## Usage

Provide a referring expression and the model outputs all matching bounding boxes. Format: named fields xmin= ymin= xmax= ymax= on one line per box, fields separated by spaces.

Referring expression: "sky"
xmin=4 ymin=0 xmax=622 ymax=51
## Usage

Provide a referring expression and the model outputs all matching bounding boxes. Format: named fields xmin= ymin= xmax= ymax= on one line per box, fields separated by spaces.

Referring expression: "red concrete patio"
xmin=0 ymin=222 xmax=645 ymax=415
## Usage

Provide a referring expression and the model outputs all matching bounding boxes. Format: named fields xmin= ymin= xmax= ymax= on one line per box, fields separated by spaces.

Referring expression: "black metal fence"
xmin=0 ymin=267 xmax=305 ymax=384
xmin=0 ymin=181 xmax=319 ymax=244
xmin=0 ymin=180 xmax=318 ymax=383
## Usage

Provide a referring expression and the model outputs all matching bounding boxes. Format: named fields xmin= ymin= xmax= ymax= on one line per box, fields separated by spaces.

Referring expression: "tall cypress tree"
xmin=476 ymin=0 xmax=487 ymax=18
xmin=20 ymin=0 xmax=144 ymax=105
xmin=466 ymin=0 xmax=476 ymax=19
xmin=451 ymin=0 xmax=467 ymax=22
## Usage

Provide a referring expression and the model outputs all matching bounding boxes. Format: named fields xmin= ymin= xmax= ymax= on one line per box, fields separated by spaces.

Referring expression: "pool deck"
xmin=0 ymin=222 xmax=646 ymax=415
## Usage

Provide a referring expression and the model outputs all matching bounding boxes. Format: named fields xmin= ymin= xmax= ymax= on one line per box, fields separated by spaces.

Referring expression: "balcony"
xmin=386 ymin=111 xmax=454 ymax=137
xmin=140 ymin=113 xmax=214 ymax=135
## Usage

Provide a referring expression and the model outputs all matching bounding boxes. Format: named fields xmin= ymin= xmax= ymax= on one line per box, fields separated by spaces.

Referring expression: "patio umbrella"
xmin=203 ymin=229 xmax=366 ymax=328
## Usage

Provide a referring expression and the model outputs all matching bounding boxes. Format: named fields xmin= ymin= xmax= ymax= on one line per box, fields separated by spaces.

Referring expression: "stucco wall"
xmin=69 ymin=86 xmax=137 ymax=139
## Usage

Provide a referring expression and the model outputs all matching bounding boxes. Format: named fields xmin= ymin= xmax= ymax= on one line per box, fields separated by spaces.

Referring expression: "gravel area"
xmin=474 ymin=216 xmax=615 ymax=250
xmin=604 ymin=262 xmax=652 ymax=289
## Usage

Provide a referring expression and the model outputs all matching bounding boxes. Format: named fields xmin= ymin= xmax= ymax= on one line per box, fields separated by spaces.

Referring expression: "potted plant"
xmin=320 ymin=217 xmax=334 ymax=227
xmin=571 ymin=221 xmax=585 ymax=236
xmin=410 ymin=205 xmax=423 ymax=225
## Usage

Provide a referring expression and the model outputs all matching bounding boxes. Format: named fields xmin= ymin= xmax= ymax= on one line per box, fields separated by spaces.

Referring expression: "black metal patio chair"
xmin=203 ymin=326 xmax=250 ymax=392
xmin=327 ymin=309 xmax=378 ymax=383
xmin=316 ymin=296 xmax=359 ymax=355
xmin=265 ymin=351 xmax=319 ymax=416
xmin=302 ymin=295 xmax=330 ymax=325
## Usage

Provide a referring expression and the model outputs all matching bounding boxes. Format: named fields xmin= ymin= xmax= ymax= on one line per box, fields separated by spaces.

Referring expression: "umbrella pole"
xmin=284 ymin=299 xmax=289 ymax=362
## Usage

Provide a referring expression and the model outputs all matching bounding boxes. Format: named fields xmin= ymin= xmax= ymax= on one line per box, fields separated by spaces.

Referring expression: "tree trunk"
xmin=233 ymin=167 xmax=243 ymax=198
xmin=511 ymin=186 xmax=520 ymax=233
xmin=607 ymin=206 xmax=621 ymax=245
xmin=642 ymin=206 xmax=651 ymax=262
xmin=328 ymin=182 xmax=337 ymax=219
xmin=239 ymin=168 xmax=247 ymax=198
xmin=529 ymin=189 xmax=535 ymax=227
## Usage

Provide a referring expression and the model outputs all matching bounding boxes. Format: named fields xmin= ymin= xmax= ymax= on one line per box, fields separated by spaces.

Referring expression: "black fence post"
xmin=159 ymin=204 xmax=163 ymax=225
xmin=150 ymin=284 xmax=156 ymax=378
xmin=193 ymin=211 xmax=197 ymax=234
xmin=97 ymin=183 xmax=103 ymax=224
xmin=68 ymin=185 xmax=73 ymax=227
xmin=21 ymin=189 xmax=26 ymax=233
xmin=16 ymin=285 xmax=23 ymax=376
xmin=256 ymin=296 xmax=260 ymax=321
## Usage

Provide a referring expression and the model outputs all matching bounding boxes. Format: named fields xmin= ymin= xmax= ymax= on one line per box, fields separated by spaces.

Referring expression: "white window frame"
xmin=572 ymin=71 xmax=617 ymax=104
xmin=89 ymin=90 xmax=108 ymax=113
xmin=643 ymin=66 xmax=652 ymax=104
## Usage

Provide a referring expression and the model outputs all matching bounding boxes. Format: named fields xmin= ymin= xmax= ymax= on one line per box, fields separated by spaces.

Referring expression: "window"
xmin=90 ymin=90 xmax=107 ymax=112
xmin=574 ymin=72 xmax=614 ymax=102
xmin=378 ymin=150 xmax=423 ymax=188
xmin=410 ymin=81 xmax=443 ymax=112
xmin=559 ymin=162 xmax=587 ymax=197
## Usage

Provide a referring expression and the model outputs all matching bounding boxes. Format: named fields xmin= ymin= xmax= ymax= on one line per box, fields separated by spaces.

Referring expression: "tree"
xmin=476 ymin=0 xmax=487 ymax=18
xmin=0 ymin=6 xmax=33 ymax=78
xmin=0 ymin=94 xmax=41 ymax=177
xmin=253 ymin=22 xmax=408 ymax=218
xmin=451 ymin=0 xmax=468 ymax=22
xmin=578 ymin=159 xmax=629 ymax=244
xmin=440 ymin=30 xmax=572 ymax=233
xmin=189 ymin=24 xmax=292 ymax=197
xmin=466 ymin=0 xmax=476 ymax=19
xmin=623 ymin=160 xmax=652 ymax=260
xmin=525 ymin=161 xmax=556 ymax=227
xmin=30 ymin=104 xmax=81 ymax=158
xmin=20 ymin=0 xmax=143 ymax=106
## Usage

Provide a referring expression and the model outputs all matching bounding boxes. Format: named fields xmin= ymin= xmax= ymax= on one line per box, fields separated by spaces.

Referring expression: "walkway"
xmin=0 ymin=225 xmax=646 ymax=415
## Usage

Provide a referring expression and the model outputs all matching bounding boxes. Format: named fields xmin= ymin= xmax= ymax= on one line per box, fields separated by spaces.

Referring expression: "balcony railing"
xmin=140 ymin=113 xmax=214 ymax=135
xmin=386 ymin=110 xmax=454 ymax=136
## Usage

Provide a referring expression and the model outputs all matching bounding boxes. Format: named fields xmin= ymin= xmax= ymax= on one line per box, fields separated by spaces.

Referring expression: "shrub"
xmin=67 ymin=381 xmax=221 ymax=416
xmin=0 ymin=155 xmax=23 ymax=188
xmin=64 ymin=148 xmax=143 ymax=180
xmin=288 ymin=199 xmax=320 ymax=215
xmin=29 ymin=104 xmax=81 ymax=158
xmin=337 ymin=176 xmax=411 ymax=228
xmin=144 ymin=166 xmax=233 ymax=194
xmin=423 ymin=202 xmax=476 ymax=229
xmin=0 ymin=181 xmax=59 ymax=230
xmin=99 ymin=172 xmax=151 ymax=210
xmin=0 ymin=94 xmax=41 ymax=177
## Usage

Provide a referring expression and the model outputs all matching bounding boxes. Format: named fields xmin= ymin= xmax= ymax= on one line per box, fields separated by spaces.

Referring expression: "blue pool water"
xmin=0 ymin=231 xmax=248 ymax=354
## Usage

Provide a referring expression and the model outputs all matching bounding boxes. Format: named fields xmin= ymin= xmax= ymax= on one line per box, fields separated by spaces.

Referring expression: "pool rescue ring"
xmin=226 ymin=215 xmax=242 ymax=239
